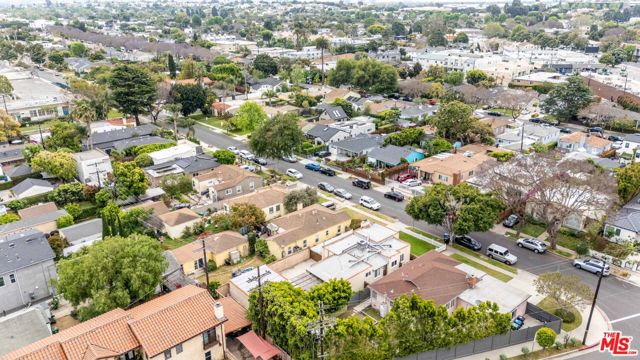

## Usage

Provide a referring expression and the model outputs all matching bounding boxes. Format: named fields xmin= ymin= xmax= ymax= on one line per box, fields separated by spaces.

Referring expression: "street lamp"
xmin=582 ymin=262 xmax=606 ymax=345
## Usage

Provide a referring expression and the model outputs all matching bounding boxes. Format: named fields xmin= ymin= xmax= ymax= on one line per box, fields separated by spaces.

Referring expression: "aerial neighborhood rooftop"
xmin=0 ymin=1 xmax=640 ymax=360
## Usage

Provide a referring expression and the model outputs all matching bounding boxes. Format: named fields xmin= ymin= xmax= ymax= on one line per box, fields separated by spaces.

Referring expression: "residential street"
xmin=189 ymin=122 xmax=640 ymax=359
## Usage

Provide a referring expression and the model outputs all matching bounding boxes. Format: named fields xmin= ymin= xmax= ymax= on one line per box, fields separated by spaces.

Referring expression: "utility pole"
xmin=307 ymin=301 xmax=336 ymax=359
xmin=89 ymin=162 xmax=103 ymax=188
xmin=201 ymin=236 xmax=210 ymax=287
xmin=38 ymin=123 xmax=45 ymax=149
xmin=257 ymin=265 xmax=265 ymax=337
xmin=583 ymin=263 xmax=605 ymax=345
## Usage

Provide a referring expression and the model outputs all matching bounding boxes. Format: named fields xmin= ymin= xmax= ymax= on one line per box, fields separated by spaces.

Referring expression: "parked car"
xmin=443 ymin=232 xmax=450 ymax=244
xmin=286 ymin=168 xmax=303 ymax=179
xmin=454 ymin=235 xmax=482 ymax=251
xmin=352 ymin=178 xmax=371 ymax=189
xmin=359 ymin=196 xmax=381 ymax=210
xmin=318 ymin=182 xmax=335 ymax=193
xmin=613 ymin=141 xmax=623 ymax=149
xmin=227 ymin=146 xmax=239 ymax=154
xmin=239 ymin=164 xmax=256 ymax=172
xmin=529 ymin=117 xmax=542 ymax=123
xmin=587 ymin=127 xmax=604 ymax=136
xmin=384 ymin=191 xmax=404 ymax=202
xmin=238 ymin=150 xmax=255 ymax=160
xmin=333 ymin=188 xmax=353 ymax=199
xmin=608 ymin=135 xmax=623 ymax=142
xmin=282 ymin=154 xmax=297 ymax=163
xmin=314 ymin=150 xmax=331 ymax=158
xmin=487 ymin=111 xmax=503 ymax=117
xmin=481 ymin=105 xmax=491 ymax=110
xmin=320 ymin=201 xmax=336 ymax=210
xmin=402 ymin=179 xmax=422 ymax=187
xmin=253 ymin=157 xmax=268 ymax=165
xmin=573 ymin=258 xmax=610 ymax=276
xmin=320 ymin=167 xmax=336 ymax=176
xmin=516 ymin=238 xmax=547 ymax=253
xmin=397 ymin=172 xmax=415 ymax=183
xmin=559 ymin=127 xmax=573 ymax=134
xmin=305 ymin=162 xmax=321 ymax=171
xmin=486 ymin=243 xmax=518 ymax=265
xmin=511 ymin=315 xmax=525 ymax=330
xmin=502 ymin=214 xmax=519 ymax=228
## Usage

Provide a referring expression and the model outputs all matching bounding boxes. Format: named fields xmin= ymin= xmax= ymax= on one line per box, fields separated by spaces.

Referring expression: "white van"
xmin=486 ymin=243 xmax=518 ymax=265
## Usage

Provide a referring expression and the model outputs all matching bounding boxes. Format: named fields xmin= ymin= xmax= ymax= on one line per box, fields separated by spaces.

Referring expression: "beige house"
xmin=410 ymin=145 xmax=496 ymax=185
xmin=265 ymin=204 xmax=351 ymax=259
xmin=558 ymin=132 xmax=613 ymax=156
xmin=158 ymin=208 xmax=201 ymax=239
xmin=221 ymin=184 xmax=288 ymax=221
xmin=192 ymin=165 xmax=263 ymax=202
xmin=2 ymin=285 xmax=228 ymax=360
xmin=479 ymin=117 xmax=512 ymax=136
xmin=171 ymin=231 xmax=249 ymax=275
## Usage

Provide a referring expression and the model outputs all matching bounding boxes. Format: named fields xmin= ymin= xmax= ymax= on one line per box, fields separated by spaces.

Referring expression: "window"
xmin=445 ymin=298 xmax=455 ymax=309
xmin=337 ymin=225 xmax=341 ymax=233
xmin=9 ymin=274 xmax=15 ymax=283
xmin=194 ymin=258 xmax=204 ymax=270
xmin=400 ymin=254 xmax=405 ymax=262
xmin=374 ymin=268 xmax=381 ymax=277
xmin=269 ymin=207 xmax=274 ymax=214
xmin=176 ymin=343 xmax=183 ymax=354
xmin=205 ymin=351 xmax=212 ymax=360
xmin=276 ymin=204 xmax=281 ymax=211
xmin=615 ymin=228 xmax=621 ymax=236
xmin=164 ymin=350 xmax=172 ymax=359
xmin=203 ymin=327 xmax=217 ymax=349
xmin=29 ymin=110 xmax=38 ymax=117
xmin=625 ymin=143 xmax=630 ymax=148
xmin=288 ymin=247 xmax=292 ymax=254
xmin=249 ymin=181 xmax=255 ymax=190
xmin=325 ymin=230 xmax=329 ymax=236
xmin=391 ymin=260 xmax=398 ymax=267
xmin=37 ymin=109 xmax=45 ymax=116
xmin=468 ymin=170 xmax=474 ymax=176
xmin=365 ymin=271 xmax=371 ymax=277
xmin=315 ymin=235 xmax=320 ymax=243
xmin=236 ymin=185 xmax=242 ymax=194
xmin=225 ymin=189 xmax=233 ymax=195
xmin=303 ymin=240 xmax=307 ymax=248
xmin=438 ymin=174 xmax=449 ymax=182
xmin=0 ymin=276 xmax=4 ymax=287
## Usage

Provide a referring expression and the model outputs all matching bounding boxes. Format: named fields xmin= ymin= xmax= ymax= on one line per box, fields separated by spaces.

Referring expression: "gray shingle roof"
xmin=306 ymin=125 xmax=345 ymax=142
xmin=330 ymin=135 xmax=385 ymax=153
xmin=174 ymin=154 xmax=219 ymax=174
xmin=6 ymin=164 xmax=33 ymax=178
xmin=112 ymin=136 xmax=172 ymax=152
xmin=0 ymin=209 xmax=68 ymax=236
xmin=0 ymin=148 xmax=24 ymax=164
xmin=0 ymin=230 xmax=55 ymax=275
xmin=608 ymin=194 xmax=640 ymax=233
xmin=322 ymin=105 xmax=348 ymax=120
xmin=90 ymin=124 xmax=159 ymax=149
xmin=368 ymin=145 xmax=413 ymax=166
xmin=59 ymin=218 xmax=102 ymax=243
xmin=10 ymin=178 xmax=54 ymax=198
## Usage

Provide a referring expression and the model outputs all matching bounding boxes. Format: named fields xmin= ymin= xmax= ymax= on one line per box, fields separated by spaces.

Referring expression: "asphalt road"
xmin=190 ymin=122 xmax=640 ymax=359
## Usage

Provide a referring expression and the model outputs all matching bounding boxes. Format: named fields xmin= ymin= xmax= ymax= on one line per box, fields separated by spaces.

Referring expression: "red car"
xmin=397 ymin=172 xmax=415 ymax=183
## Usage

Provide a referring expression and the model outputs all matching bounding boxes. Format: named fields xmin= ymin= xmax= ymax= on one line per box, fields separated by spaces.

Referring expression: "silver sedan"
xmin=333 ymin=188 xmax=353 ymax=199
xmin=516 ymin=238 xmax=547 ymax=253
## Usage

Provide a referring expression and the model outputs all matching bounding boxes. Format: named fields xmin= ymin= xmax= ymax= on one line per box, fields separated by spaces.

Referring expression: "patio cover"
xmin=237 ymin=330 xmax=281 ymax=360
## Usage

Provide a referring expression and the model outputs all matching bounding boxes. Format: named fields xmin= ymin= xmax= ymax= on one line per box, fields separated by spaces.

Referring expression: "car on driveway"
xmin=253 ymin=157 xmax=268 ymax=165
xmin=608 ymin=135 xmax=623 ymax=142
xmin=286 ymin=168 xmax=303 ymax=179
xmin=402 ymin=179 xmax=422 ymax=187
xmin=573 ymin=258 xmax=610 ymax=276
xmin=454 ymin=235 xmax=482 ymax=251
xmin=333 ymin=188 xmax=352 ymax=199
xmin=239 ymin=164 xmax=256 ymax=172
xmin=238 ymin=150 xmax=255 ymax=160
xmin=317 ymin=182 xmax=335 ymax=193
xmin=359 ymin=196 xmax=381 ymax=210
xmin=384 ymin=191 xmax=404 ymax=202
xmin=516 ymin=238 xmax=547 ymax=253
xmin=397 ymin=172 xmax=415 ymax=183
xmin=352 ymin=178 xmax=371 ymax=189
xmin=559 ymin=128 xmax=573 ymax=134
xmin=314 ymin=150 xmax=331 ymax=158
xmin=503 ymin=214 xmax=519 ymax=228
xmin=282 ymin=155 xmax=297 ymax=163
xmin=511 ymin=315 xmax=525 ymax=330
xmin=320 ymin=167 xmax=336 ymax=176
xmin=305 ymin=162 xmax=321 ymax=171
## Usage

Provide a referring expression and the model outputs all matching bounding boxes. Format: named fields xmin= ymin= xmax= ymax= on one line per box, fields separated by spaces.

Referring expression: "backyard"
xmin=537 ymin=296 xmax=582 ymax=332
xmin=191 ymin=114 xmax=251 ymax=136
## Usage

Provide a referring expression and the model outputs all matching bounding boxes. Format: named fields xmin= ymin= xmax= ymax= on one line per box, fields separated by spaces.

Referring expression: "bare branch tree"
xmin=496 ymin=89 xmax=538 ymax=121
xmin=398 ymin=78 xmax=429 ymax=98
xmin=148 ymin=82 xmax=172 ymax=123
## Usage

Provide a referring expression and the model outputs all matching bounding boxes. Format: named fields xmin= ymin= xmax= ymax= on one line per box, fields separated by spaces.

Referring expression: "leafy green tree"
xmin=160 ymin=174 xmax=193 ymax=198
xmin=94 ymin=188 xmax=113 ymax=207
xmin=326 ymin=317 xmax=388 ymax=360
xmin=534 ymin=272 xmax=594 ymax=310
xmin=509 ymin=25 xmax=530 ymax=42
xmin=483 ymin=22 xmax=505 ymax=38
xmin=426 ymin=65 xmax=447 ymax=82
xmin=233 ymin=101 xmax=268 ymax=132
xmin=230 ymin=203 xmax=266 ymax=230
xmin=466 ymin=70 xmax=489 ymax=85
xmin=309 ymin=279 xmax=352 ymax=312
xmin=406 ymin=183 xmax=504 ymax=239
xmin=332 ymin=98 xmax=354 ymax=117
xmin=64 ymin=203 xmax=81 ymax=219
xmin=31 ymin=151 xmax=77 ymax=181
xmin=616 ymin=162 xmax=640 ymax=203
xmin=599 ymin=53 xmax=615 ymax=66
xmin=48 ymin=183 xmax=85 ymax=205
xmin=22 ymin=144 xmax=42 ymax=164
xmin=28 ymin=44 xmax=46 ymax=64
xmin=443 ymin=71 xmax=464 ymax=85
xmin=253 ymin=54 xmax=278 ymax=75
xmin=101 ymin=201 xmax=123 ymax=237
xmin=541 ymin=75 xmax=593 ymax=122
xmin=261 ymin=30 xmax=273 ymax=46
xmin=284 ymin=187 xmax=317 ymax=213
xmin=453 ymin=32 xmax=469 ymax=43
xmin=168 ymin=54 xmax=177 ymax=79
xmin=56 ymin=214 xmax=74 ymax=228
xmin=384 ymin=128 xmax=425 ymax=147
xmin=44 ymin=120 xmax=83 ymax=151
xmin=261 ymin=89 xmax=278 ymax=106
xmin=112 ymin=161 xmax=149 ymax=199
xmin=428 ymin=30 xmax=447 ymax=47
xmin=249 ymin=113 xmax=304 ymax=159
xmin=212 ymin=149 xmax=236 ymax=164
xmin=391 ymin=21 xmax=406 ymax=36
xmin=327 ymin=58 xmax=398 ymax=94
xmin=71 ymin=99 xmax=97 ymax=149
xmin=109 ymin=64 xmax=157 ymax=126
xmin=210 ymin=63 xmax=243 ymax=84
xmin=69 ymin=42 xmax=88 ymax=57
xmin=56 ymin=234 xmax=166 ymax=320
xmin=0 ymin=110 xmax=20 ymax=142
xmin=134 ymin=153 xmax=153 ymax=167
xmin=427 ymin=137 xmax=453 ymax=155
xmin=0 ymin=213 xmax=19 ymax=225
xmin=172 ymin=84 xmax=207 ymax=116
xmin=7 ymin=200 xmax=27 ymax=212
xmin=428 ymin=100 xmax=474 ymax=141
xmin=48 ymin=51 xmax=65 ymax=65
xmin=536 ymin=328 xmax=557 ymax=349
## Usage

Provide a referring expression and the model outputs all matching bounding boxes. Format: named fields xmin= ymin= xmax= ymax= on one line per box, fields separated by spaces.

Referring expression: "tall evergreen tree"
xmin=168 ymin=54 xmax=177 ymax=79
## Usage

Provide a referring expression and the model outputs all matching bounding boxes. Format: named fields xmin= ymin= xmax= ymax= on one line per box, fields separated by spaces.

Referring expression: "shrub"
xmin=207 ymin=259 xmax=217 ymax=272
xmin=576 ymin=241 xmax=590 ymax=256
xmin=500 ymin=355 xmax=508 ymax=360
xmin=48 ymin=183 xmax=85 ymax=205
xmin=554 ymin=341 xmax=563 ymax=350
xmin=208 ymin=281 xmax=221 ymax=299
xmin=536 ymin=327 xmax=557 ymax=349
xmin=521 ymin=346 xmax=530 ymax=358
xmin=554 ymin=308 xmax=576 ymax=323
xmin=56 ymin=214 xmax=74 ymax=228
xmin=255 ymin=239 xmax=271 ymax=259
xmin=64 ymin=203 xmax=81 ymax=219
xmin=489 ymin=150 xmax=514 ymax=162
xmin=94 ymin=188 xmax=113 ymax=207
xmin=0 ymin=213 xmax=20 ymax=225
xmin=617 ymin=94 xmax=640 ymax=112
xmin=7 ymin=199 xmax=27 ymax=211
xmin=134 ymin=153 xmax=153 ymax=167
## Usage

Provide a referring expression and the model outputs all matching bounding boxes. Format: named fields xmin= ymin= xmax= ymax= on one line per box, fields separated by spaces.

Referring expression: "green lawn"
xmin=520 ymin=223 xmax=546 ymax=237
xmin=489 ymin=107 xmax=514 ymax=117
xmin=450 ymin=254 xmax=513 ymax=283
xmin=407 ymin=226 xmax=443 ymax=242
xmin=537 ymin=296 xmax=582 ymax=332
xmin=363 ymin=306 xmax=382 ymax=321
xmin=20 ymin=120 xmax=55 ymax=133
xmin=107 ymin=108 xmax=122 ymax=119
xmin=556 ymin=232 xmax=583 ymax=252
xmin=399 ymin=231 xmax=436 ymax=256
xmin=195 ymin=116 xmax=251 ymax=136
xmin=452 ymin=244 xmax=518 ymax=274
xmin=160 ymin=237 xmax=192 ymax=250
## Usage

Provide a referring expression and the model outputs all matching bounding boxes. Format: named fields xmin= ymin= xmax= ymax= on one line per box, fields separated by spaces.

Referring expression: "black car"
xmin=529 ymin=117 xmax=542 ymax=123
xmin=503 ymin=214 xmax=519 ymax=228
xmin=587 ymin=127 xmax=604 ymax=134
xmin=317 ymin=182 xmax=335 ymax=192
xmin=314 ymin=150 xmax=331 ymax=158
xmin=253 ymin=157 xmax=268 ymax=165
xmin=352 ymin=179 xmax=371 ymax=189
xmin=608 ymin=135 xmax=623 ymax=142
xmin=384 ymin=191 xmax=404 ymax=202
xmin=454 ymin=235 xmax=482 ymax=251
xmin=559 ymin=127 xmax=573 ymax=134
xmin=320 ymin=167 xmax=336 ymax=176
xmin=487 ymin=111 xmax=503 ymax=117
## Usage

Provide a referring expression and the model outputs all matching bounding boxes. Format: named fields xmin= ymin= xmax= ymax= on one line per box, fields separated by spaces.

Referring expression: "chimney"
xmin=213 ymin=301 xmax=225 ymax=320
xmin=466 ymin=275 xmax=478 ymax=289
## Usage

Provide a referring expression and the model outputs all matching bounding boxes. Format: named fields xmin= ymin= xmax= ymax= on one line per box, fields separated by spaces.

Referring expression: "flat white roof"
xmin=308 ymin=253 xmax=369 ymax=281
xmin=230 ymin=265 xmax=285 ymax=294
xmin=458 ymin=275 xmax=530 ymax=313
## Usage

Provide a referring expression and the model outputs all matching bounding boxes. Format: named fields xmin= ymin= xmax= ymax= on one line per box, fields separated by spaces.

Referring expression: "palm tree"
xmin=165 ymin=103 xmax=182 ymax=141
xmin=314 ymin=37 xmax=330 ymax=86
xmin=71 ymin=100 xmax=97 ymax=149
xmin=262 ymin=89 xmax=278 ymax=106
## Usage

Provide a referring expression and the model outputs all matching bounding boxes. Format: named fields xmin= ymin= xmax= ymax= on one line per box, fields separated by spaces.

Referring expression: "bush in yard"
xmin=554 ymin=308 xmax=576 ymax=323
xmin=56 ymin=214 xmax=74 ymax=228
xmin=134 ymin=153 xmax=153 ymax=167
xmin=576 ymin=241 xmax=590 ymax=256
xmin=64 ymin=203 xmax=81 ymax=219
xmin=48 ymin=183 xmax=85 ymax=205
xmin=7 ymin=199 xmax=27 ymax=211
xmin=208 ymin=281 xmax=221 ymax=299
xmin=207 ymin=259 xmax=217 ymax=272
xmin=255 ymin=239 xmax=270 ymax=258
xmin=521 ymin=346 xmax=530 ymax=358
xmin=0 ymin=213 xmax=19 ymax=225
xmin=536 ymin=327 xmax=557 ymax=349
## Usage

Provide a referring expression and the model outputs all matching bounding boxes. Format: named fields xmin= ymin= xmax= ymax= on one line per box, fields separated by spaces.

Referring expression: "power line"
xmin=307 ymin=301 xmax=336 ymax=359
